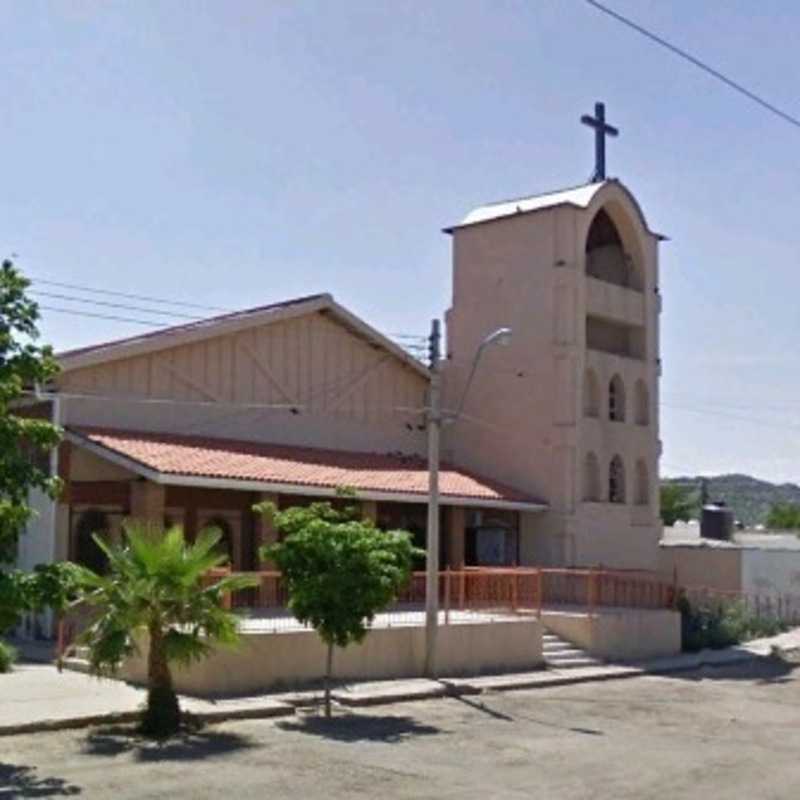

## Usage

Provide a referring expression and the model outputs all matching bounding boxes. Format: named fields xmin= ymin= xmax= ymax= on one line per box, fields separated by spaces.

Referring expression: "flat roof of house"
xmin=661 ymin=523 xmax=800 ymax=552
xmin=66 ymin=427 xmax=547 ymax=512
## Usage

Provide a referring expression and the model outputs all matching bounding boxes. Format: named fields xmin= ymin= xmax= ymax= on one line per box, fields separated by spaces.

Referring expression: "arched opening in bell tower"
xmin=585 ymin=207 xmax=643 ymax=291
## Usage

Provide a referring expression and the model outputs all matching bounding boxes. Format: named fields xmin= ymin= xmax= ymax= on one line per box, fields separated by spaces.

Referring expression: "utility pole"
xmin=424 ymin=319 xmax=441 ymax=678
xmin=422 ymin=322 xmax=511 ymax=678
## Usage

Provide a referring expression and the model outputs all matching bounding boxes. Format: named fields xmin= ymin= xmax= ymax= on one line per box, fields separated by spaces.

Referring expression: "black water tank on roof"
xmin=701 ymin=503 xmax=735 ymax=541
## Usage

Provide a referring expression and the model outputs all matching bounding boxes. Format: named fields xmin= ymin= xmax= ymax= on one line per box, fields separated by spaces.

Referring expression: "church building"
xmin=17 ymin=111 xmax=664 ymax=577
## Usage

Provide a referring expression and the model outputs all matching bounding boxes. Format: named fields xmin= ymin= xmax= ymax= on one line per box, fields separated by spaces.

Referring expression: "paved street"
xmin=2 ymin=657 xmax=799 ymax=799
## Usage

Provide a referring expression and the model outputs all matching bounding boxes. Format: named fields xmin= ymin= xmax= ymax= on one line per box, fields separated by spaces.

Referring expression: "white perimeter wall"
xmin=16 ymin=488 xmax=56 ymax=571
xmin=741 ymin=549 xmax=800 ymax=597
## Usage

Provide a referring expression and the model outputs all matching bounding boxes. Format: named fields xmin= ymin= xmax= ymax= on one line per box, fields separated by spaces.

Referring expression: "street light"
xmin=424 ymin=324 xmax=512 ymax=677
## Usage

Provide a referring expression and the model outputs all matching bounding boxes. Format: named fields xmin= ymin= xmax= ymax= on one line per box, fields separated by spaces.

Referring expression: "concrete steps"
xmin=60 ymin=646 xmax=91 ymax=674
xmin=542 ymin=632 xmax=603 ymax=670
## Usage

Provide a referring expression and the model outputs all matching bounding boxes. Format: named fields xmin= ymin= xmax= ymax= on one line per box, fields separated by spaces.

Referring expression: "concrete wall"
xmin=542 ymin=608 xmax=681 ymax=661
xmin=120 ymin=618 xmax=544 ymax=697
xmin=658 ymin=545 xmax=742 ymax=593
xmin=740 ymin=549 xmax=800 ymax=597
xmin=442 ymin=181 xmax=662 ymax=571
xmin=58 ymin=310 xmax=428 ymax=457
xmin=17 ymin=488 xmax=56 ymax=572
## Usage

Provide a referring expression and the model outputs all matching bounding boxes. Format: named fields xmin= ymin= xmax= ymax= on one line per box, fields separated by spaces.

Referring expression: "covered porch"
xmin=57 ymin=426 xmax=547 ymax=574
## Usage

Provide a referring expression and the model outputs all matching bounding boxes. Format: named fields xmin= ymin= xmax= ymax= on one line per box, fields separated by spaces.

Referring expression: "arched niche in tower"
xmin=584 ymin=204 xmax=644 ymax=292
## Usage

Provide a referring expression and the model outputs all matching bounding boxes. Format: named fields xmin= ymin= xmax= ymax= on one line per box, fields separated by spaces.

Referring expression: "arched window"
xmin=583 ymin=368 xmax=600 ymax=418
xmin=634 ymin=379 xmax=649 ymax=426
xmin=75 ymin=509 xmax=110 ymax=574
xmin=204 ymin=516 xmax=234 ymax=563
xmin=583 ymin=452 xmax=601 ymax=501
xmin=609 ymin=455 xmax=626 ymax=504
xmin=635 ymin=459 xmax=650 ymax=506
xmin=609 ymin=375 xmax=626 ymax=422
xmin=585 ymin=208 xmax=643 ymax=291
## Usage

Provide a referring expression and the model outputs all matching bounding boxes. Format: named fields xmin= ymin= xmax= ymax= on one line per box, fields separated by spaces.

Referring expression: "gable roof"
xmin=66 ymin=427 xmax=547 ymax=511
xmin=56 ymin=293 xmax=429 ymax=379
xmin=444 ymin=179 xmax=665 ymax=239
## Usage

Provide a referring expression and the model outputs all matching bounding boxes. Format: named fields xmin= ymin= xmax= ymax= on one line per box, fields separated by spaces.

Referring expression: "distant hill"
xmin=662 ymin=474 xmax=800 ymax=527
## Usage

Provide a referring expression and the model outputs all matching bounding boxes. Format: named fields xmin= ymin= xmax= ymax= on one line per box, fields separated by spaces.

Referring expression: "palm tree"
xmin=76 ymin=521 xmax=257 ymax=737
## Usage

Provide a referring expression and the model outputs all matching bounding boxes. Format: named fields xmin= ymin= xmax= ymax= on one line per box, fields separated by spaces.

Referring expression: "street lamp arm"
xmin=449 ymin=327 xmax=512 ymax=423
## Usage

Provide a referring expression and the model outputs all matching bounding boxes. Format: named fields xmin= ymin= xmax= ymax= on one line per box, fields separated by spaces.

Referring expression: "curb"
xmin=0 ymin=702 xmax=297 ymax=738
xmin=0 ymin=646 xmax=783 ymax=735
xmin=0 ymin=711 xmax=141 ymax=738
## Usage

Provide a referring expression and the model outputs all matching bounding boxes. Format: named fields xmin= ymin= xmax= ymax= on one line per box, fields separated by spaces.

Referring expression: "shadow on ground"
xmin=82 ymin=725 xmax=255 ymax=762
xmin=661 ymin=654 xmax=798 ymax=684
xmin=0 ymin=763 xmax=81 ymax=797
xmin=277 ymin=713 xmax=442 ymax=743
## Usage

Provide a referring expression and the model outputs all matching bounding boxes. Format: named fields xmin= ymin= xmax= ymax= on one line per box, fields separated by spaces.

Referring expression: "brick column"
xmin=447 ymin=506 xmax=466 ymax=569
xmin=130 ymin=480 xmax=166 ymax=526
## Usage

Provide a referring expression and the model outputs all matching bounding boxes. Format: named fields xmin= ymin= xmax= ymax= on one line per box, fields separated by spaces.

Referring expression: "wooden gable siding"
xmin=59 ymin=312 xmax=426 ymax=424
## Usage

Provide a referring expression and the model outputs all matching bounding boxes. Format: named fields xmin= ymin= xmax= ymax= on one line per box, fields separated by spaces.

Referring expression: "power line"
xmin=31 ymin=290 xmax=205 ymax=321
xmin=28 ymin=276 xmax=234 ymax=313
xmin=662 ymin=402 xmax=800 ymax=434
xmin=584 ymin=0 xmax=800 ymax=131
xmin=38 ymin=305 xmax=168 ymax=327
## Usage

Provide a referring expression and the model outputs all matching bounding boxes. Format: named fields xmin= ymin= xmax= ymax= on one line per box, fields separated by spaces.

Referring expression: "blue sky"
xmin=2 ymin=1 xmax=799 ymax=482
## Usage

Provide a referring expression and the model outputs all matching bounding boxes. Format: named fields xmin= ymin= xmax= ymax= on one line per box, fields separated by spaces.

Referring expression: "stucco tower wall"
xmin=443 ymin=182 xmax=662 ymax=570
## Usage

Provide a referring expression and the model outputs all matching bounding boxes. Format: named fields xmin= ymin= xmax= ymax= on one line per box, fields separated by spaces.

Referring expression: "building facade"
xmin=17 ymin=179 xmax=663 ymax=578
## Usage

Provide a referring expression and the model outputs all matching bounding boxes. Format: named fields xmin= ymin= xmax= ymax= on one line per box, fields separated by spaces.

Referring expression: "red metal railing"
xmin=203 ymin=566 xmax=676 ymax=620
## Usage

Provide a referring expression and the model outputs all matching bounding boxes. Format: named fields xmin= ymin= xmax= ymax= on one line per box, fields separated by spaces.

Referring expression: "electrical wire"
xmin=38 ymin=305 xmax=170 ymax=327
xmin=585 ymin=0 xmax=800 ymax=130
xmin=31 ymin=290 xmax=205 ymax=321
xmin=29 ymin=276 xmax=234 ymax=313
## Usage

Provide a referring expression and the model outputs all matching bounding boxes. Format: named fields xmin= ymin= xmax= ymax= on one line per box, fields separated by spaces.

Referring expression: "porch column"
xmin=447 ymin=506 xmax=466 ymax=569
xmin=361 ymin=501 xmax=378 ymax=523
xmin=130 ymin=480 xmax=166 ymax=526
xmin=254 ymin=492 xmax=279 ymax=567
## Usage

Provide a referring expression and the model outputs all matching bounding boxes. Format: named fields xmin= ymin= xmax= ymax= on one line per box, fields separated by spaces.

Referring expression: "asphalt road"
xmin=2 ymin=658 xmax=799 ymax=799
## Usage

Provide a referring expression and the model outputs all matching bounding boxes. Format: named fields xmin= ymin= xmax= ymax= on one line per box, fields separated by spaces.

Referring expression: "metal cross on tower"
xmin=581 ymin=101 xmax=619 ymax=182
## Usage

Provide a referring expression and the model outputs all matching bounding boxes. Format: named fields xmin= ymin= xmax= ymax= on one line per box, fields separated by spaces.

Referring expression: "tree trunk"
xmin=142 ymin=623 xmax=180 ymax=737
xmin=324 ymin=640 xmax=334 ymax=719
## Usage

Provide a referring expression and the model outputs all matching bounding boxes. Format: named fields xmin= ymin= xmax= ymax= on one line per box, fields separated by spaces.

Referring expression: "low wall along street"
xmin=120 ymin=617 xmax=545 ymax=697
xmin=542 ymin=608 xmax=681 ymax=661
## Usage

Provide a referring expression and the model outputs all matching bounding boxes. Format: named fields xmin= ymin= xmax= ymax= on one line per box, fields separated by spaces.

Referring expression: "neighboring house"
xmin=659 ymin=523 xmax=800 ymax=598
xmin=17 ymin=178 xmax=663 ymax=576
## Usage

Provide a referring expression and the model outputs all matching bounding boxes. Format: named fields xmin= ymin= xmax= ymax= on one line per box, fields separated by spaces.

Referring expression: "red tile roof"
xmin=68 ymin=427 xmax=542 ymax=508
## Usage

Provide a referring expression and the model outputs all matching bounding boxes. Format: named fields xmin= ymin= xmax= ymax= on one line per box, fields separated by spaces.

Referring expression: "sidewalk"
xmin=1 ymin=628 xmax=798 ymax=736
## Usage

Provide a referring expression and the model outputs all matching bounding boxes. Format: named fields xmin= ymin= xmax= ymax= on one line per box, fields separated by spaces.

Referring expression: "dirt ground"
xmin=2 ymin=658 xmax=799 ymax=800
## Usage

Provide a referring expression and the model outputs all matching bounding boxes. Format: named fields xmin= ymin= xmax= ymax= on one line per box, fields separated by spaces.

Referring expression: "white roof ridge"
xmin=475 ymin=180 xmax=605 ymax=211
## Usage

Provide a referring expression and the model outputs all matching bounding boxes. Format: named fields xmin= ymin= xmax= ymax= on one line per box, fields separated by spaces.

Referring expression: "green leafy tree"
xmin=257 ymin=500 xmax=417 ymax=718
xmin=0 ymin=562 xmax=84 ymax=634
xmin=0 ymin=258 xmax=63 ymax=661
xmin=660 ymin=483 xmax=697 ymax=526
xmin=76 ymin=522 xmax=257 ymax=737
xmin=0 ymin=259 xmax=62 ymax=563
xmin=766 ymin=502 xmax=800 ymax=531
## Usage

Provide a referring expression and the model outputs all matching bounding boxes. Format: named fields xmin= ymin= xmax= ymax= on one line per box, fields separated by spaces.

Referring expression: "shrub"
xmin=0 ymin=640 xmax=17 ymax=672
xmin=678 ymin=593 xmax=788 ymax=652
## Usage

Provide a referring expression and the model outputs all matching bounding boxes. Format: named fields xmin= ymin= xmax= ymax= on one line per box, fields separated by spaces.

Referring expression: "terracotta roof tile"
xmin=68 ymin=427 xmax=542 ymax=508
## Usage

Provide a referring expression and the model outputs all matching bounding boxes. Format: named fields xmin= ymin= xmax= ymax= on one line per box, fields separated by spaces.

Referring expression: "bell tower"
xmin=440 ymin=178 xmax=663 ymax=570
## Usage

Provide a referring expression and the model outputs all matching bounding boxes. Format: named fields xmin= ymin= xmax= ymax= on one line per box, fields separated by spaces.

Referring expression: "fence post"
xmin=536 ymin=570 xmax=543 ymax=618
xmin=511 ymin=571 xmax=518 ymax=612
xmin=588 ymin=568 xmax=597 ymax=617
xmin=459 ymin=570 xmax=465 ymax=610
xmin=57 ymin=617 xmax=64 ymax=658
xmin=445 ymin=567 xmax=451 ymax=625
